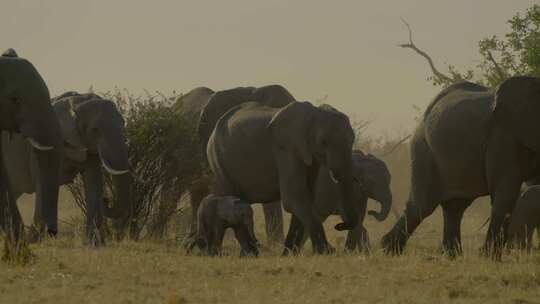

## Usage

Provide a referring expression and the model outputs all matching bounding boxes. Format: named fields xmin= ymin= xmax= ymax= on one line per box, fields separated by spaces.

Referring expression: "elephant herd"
xmin=0 ymin=48 xmax=539 ymax=259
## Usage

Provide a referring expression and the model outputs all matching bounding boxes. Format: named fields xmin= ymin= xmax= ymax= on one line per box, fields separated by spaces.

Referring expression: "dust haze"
xmin=1 ymin=0 xmax=533 ymax=134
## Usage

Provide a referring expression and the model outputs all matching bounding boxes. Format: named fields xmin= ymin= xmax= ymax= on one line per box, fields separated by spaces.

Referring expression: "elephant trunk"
xmin=103 ymin=173 xmax=132 ymax=219
xmin=32 ymin=147 xmax=62 ymax=235
xmin=329 ymin=158 xmax=359 ymax=231
xmin=368 ymin=191 xmax=393 ymax=222
xmin=98 ymin=134 xmax=132 ymax=219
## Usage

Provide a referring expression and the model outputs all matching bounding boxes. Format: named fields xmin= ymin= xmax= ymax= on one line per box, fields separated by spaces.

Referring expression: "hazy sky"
xmin=1 ymin=0 xmax=536 ymax=135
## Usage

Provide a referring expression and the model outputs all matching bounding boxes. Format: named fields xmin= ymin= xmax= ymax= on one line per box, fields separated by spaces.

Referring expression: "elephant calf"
xmin=187 ymin=194 xmax=258 ymax=257
xmin=296 ymin=151 xmax=392 ymax=252
xmin=507 ymin=186 xmax=540 ymax=251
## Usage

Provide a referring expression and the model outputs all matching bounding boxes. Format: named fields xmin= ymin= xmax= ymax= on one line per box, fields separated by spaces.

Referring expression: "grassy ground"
xmin=2 ymin=197 xmax=540 ymax=304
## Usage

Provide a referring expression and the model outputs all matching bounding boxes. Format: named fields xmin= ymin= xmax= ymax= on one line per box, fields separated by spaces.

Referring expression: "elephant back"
xmin=424 ymin=82 xmax=489 ymax=120
xmin=172 ymin=86 xmax=215 ymax=115
xmin=198 ymin=85 xmax=296 ymax=155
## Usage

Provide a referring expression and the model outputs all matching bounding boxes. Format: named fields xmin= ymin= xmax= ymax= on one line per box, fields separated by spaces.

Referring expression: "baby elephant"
xmin=507 ymin=185 xmax=540 ymax=251
xmin=187 ymin=194 xmax=258 ymax=257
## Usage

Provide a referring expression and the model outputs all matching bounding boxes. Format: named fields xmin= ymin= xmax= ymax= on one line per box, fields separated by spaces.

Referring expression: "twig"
xmin=485 ymin=50 xmax=506 ymax=80
xmin=398 ymin=18 xmax=453 ymax=84
xmin=382 ymin=134 xmax=412 ymax=156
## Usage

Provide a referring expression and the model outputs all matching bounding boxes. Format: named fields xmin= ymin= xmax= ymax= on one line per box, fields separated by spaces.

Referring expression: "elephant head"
xmin=0 ymin=49 xmax=62 ymax=234
xmin=352 ymin=151 xmax=393 ymax=221
xmin=198 ymin=84 xmax=296 ymax=152
xmin=54 ymin=93 xmax=131 ymax=219
xmin=268 ymin=102 xmax=358 ymax=231
xmin=493 ymin=76 xmax=540 ymax=151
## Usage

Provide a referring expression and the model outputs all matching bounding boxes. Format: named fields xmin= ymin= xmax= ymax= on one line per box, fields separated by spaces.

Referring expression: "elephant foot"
xmin=47 ymin=228 xmax=58 ymax=238
xmin=345 ymin=243 xmax=371 ymax=255
xmin=442 ymin=242 xmax=463 ymax=259
xmin=240 ymin=248 xmax=259 ymax=258
xmin=26 ymin=226 xmax=42 ymax=244
xmin=381 ymin=231 xmax=407 ymax=256
xmin=479 ymin=243 xmax=503 ymax=260
xmin=240 ymin=242 xmax=260 ymax=258
xmin=313 ymin=242 xmax=336 ymax=255
xmin=281 ymin=246 xmax=301 ymax=257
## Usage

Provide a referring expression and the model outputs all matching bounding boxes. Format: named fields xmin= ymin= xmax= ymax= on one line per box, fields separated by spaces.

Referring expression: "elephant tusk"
xmin=329 ymin=170 xmax=339 ymax=184
xmin=101 ymin=159 xmax=129 ymax=175
xmin=27 ymin=138 xmax=54 ymax=151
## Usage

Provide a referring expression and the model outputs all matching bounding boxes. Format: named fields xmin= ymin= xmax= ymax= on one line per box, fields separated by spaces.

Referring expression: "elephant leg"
xmin=483 ymin=184 xmax=521 ymax=259
xmin=345 ymin=225 xmax=370 ymax=253
xmin=526 ymin=228 xmax=535 ymax=252
xmin=188 ymin=179 xmax=209 ymax=237
xmin=441 ymin=199 xmax=471 ymax=257
xmin=206 ymin=228 xmax=219 ymax=256
xmin=234 ymin=224 xmax=259 ymax=257
xmin=381 ymin=138 xmax=441 ymax=255
xmin=283 ymin=215 xmax=305 ymax=256
xmin=296 ymin=213 xmax=330 ymax=253
xmin=536 ymin=226 xmax=540 ymax=250
xmin=382 ymin=198 xmax=439 ymax=255
xmin=28 ymin=191 xmax=48 ymax=243
xmin=82 ymin=158 xmax=105 ymax=246
xmin=262 ymin=201 xmax=284 ymax=246
xmin=0 ymin=185 xmax=23 ymax=241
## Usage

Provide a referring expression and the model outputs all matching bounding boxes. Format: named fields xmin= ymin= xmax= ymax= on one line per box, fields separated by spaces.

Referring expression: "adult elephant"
xmin=2 ymin=92 xmax=132 ymax=245
xmin=297 ymin=151 xmax=392 ymax=252
xmin=207 ymin=101 xmax=361 ymax=254
xmin=382 ymin=77 xmax=540 ymax=258
xmin=177 ymin=85 xmax=296 ymax=244
xmin=0 ymin=49 xmax=62 ymax=240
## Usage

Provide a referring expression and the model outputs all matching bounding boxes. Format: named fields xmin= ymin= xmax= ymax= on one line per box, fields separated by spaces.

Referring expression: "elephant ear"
xmin=1 ymin=48 xmax=18 ymax=58
xmin=267 ymin=101 xmax=315 ymax=166
xmin=53 ymin=96 xmax=89 ymax=162
xmin=252 ymin=85 xmax=296 ymax=107
xmin=493 ymin=76 xmax=540 ymax=152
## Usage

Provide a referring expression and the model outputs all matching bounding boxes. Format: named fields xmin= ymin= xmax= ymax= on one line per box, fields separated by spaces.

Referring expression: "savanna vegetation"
xmin=1 ymin=4 xmax=540 ymax=304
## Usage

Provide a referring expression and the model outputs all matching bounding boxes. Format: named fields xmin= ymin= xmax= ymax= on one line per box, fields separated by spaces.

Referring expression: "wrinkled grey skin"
xmin=0 ymin=49 xmax=62 ymax=240
xmin=2 ymin=91 xmax=131 ymax=245
xmin=507 ymin=186 xmax=540 ymax=251
xmin=187 ymin=194 xmax=257 ymax=256
xmin=296 ymin=151 xmax=392 ymax=252
xmin=176 ymin=85 xmax=296 ymax=245
xmin=207 ymin=101 xmax=360 ymax=255
xmin=382 ymin=77 xmax=540 ymax=258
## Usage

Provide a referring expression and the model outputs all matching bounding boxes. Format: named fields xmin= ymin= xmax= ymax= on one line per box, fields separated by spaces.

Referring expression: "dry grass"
xmin=2 ymin=200 xmax=540 ymax=304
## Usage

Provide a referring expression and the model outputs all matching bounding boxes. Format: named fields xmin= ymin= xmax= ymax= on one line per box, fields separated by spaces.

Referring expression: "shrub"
xmin=67 ymin=89 xmax=204 ymax=240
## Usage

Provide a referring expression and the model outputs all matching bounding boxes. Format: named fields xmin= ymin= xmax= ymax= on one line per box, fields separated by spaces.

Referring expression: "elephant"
xmin=2 ymin=91 xmax=132 ymax=245
xmin=295 ymin=151 xmax=392 ymax=252
xmin=0 ymin=49 xmax=63 ymax=240
xmin=187 ymin=194 xmax=258 ymax=256
xmin=175 ymin=85 xmax=296 ymax=245
xmin=507 ymin=185 xmax=540 ymax=251
xmin=207 ymin=101 xmax=374 ymax=255
xmin=382 ymin=76 xmax=540 ymax=258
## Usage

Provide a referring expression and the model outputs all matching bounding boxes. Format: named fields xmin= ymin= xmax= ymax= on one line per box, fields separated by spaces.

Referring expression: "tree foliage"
xmin=402 ymin=5 xmax=540 ymax=88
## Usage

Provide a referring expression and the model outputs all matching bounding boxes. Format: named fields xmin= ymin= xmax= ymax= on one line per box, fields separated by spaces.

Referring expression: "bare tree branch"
xmin=398 ymin=18 xmax=453 ymax=84
xmin=382 ymin=134 xmax=412 ymax=156
xmin=485 ymin=50 xmax=506 ymax=80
